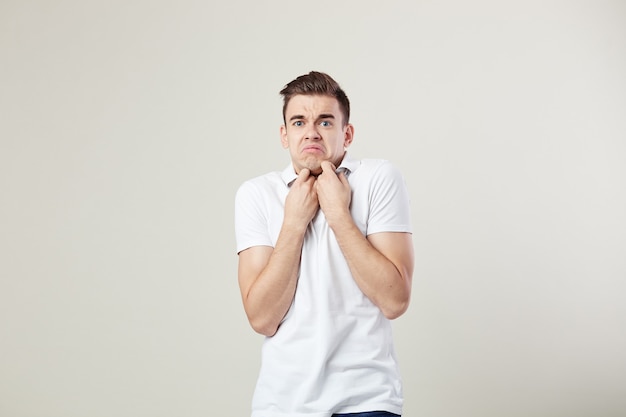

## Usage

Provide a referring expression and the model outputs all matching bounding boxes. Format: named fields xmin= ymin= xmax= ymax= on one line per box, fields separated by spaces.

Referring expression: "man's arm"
xmin=237 ymin=169 xmax=319 ymax=336
xmin=316 ymin=161 xmax=414 ymax=319
xmin=339 ymin=229 xmax=414 ymax=319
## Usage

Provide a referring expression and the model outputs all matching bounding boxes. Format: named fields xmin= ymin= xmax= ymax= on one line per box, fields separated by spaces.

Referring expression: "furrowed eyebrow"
xmin=288 ymin=114 xmax=335 ymax=123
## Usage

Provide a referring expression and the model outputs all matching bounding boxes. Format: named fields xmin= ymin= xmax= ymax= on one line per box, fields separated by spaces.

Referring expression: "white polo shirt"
xmin=235 ymin=155 xmax=412 ymax=417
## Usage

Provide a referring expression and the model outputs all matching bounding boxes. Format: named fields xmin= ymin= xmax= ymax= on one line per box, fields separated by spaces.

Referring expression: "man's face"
xmin=280 ymin=94 xmax=354 ymax=175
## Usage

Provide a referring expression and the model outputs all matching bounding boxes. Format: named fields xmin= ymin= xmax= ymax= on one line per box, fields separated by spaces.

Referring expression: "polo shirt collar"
xmin=281 ymin=153 xmax=360 ymax=187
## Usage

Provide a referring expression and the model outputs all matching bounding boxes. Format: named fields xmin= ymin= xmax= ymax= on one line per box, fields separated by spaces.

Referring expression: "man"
xmin=235 ymin=71 xmax=414 ymax=417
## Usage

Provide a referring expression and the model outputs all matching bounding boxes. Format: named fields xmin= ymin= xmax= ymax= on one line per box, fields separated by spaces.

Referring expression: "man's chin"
xmin=296 ymin=159 xmax=323 ymax=176
xmin=308 ymin=166 xmax=323 ymax=176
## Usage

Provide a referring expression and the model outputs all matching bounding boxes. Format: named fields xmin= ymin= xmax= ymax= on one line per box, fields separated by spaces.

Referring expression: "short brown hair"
xmin=279 ymin=71 xmax=350 ymax=126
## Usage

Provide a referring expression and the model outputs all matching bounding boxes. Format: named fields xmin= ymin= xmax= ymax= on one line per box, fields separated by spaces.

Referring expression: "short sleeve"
xmin=234 ymin=180 xmax=273 ymax=253
xmin=366 ymin=161 xmax=412 ymax=235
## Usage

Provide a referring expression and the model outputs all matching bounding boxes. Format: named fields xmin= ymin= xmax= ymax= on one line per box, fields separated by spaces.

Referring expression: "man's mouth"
xmin=302 ymin=145 xmax=324 ymax=154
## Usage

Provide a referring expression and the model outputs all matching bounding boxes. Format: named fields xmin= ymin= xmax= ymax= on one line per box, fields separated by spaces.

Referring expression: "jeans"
xmin=332 ymin=412 xmax=400 ymax=417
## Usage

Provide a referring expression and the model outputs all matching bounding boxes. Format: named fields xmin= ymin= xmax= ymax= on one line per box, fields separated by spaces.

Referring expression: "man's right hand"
xmin=284 ymin=168 xmax=319 ymax=230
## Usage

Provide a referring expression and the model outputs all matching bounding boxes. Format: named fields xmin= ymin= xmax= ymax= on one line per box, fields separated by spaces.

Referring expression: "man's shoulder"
xmin=359 ymin=157 xmax=391 ymax=167
xmin=235 ymin=171 xmax=285 ymax=214
xmin=352 ymin=158 xmax=398 ymax=176
xmin=238 ymin=170 xmax=284 ymax=189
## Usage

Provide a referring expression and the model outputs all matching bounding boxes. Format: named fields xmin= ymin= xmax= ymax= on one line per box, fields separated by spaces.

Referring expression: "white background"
xmin=1 ymin=1 xmax=625 ymax=416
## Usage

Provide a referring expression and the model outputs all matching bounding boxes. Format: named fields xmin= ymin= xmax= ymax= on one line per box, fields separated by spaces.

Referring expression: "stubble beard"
xmin=298 ymin=156 xmax=323 ymax=176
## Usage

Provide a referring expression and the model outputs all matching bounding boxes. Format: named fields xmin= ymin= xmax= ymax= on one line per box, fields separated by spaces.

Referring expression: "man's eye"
xmin=320 ymin=121 xmax=331 ymax=127
xmin=294 ymin=121 xmax=303 ymax=127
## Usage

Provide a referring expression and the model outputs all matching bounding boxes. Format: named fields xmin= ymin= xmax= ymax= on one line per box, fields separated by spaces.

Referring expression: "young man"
xmin=235 ymin=71 xmax=414 ymax=417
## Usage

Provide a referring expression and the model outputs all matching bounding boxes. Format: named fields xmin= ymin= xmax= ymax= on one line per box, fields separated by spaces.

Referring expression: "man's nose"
xmin=305 ymin=125 xmax=321 ymax=140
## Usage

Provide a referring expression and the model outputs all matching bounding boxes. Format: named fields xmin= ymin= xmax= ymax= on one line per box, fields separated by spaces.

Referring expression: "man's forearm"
xmin=329 ymin=215 xmax=412 ymax=319
xmin=244 ymin=224 xmax=306 ymax=336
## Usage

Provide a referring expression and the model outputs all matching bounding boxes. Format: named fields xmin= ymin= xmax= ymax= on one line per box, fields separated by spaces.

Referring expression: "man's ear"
xmin=280 ymin=125 xmax=288 ymax=149
xmin=343 ymin=124 xmax=355 ymax=148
